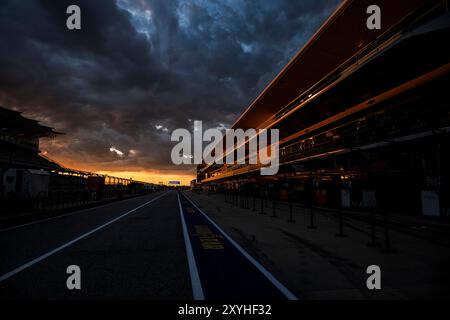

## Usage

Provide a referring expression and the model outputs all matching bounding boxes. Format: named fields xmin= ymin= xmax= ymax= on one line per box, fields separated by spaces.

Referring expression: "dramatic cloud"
xmin=0 ymin=0 xmax=338 ymax=180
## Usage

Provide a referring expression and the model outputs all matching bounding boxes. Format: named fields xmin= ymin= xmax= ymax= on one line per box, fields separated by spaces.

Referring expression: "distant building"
xmin=0 ymin=106 xmax=62 ymax=194
xmin=0 ymin=106 xmax=155 ymax=210
xmin=0 ymin=106 xmax=61 ymax=170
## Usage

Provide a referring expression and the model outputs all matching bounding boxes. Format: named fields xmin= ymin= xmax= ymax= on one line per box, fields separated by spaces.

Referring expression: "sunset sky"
xmin=0 ymin=0 xmax=338 ymax=185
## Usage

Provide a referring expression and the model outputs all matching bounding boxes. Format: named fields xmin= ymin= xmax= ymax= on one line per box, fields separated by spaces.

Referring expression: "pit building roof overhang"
xmin=231 ymin=0 xmax=431 ymax=130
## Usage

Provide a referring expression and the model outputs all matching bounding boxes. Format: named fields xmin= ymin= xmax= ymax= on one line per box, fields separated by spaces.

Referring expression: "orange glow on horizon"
xmin=96 ymin=170 xmax=195 ymax=186
xmin=43 ymin=153 xmax=195 ymax=186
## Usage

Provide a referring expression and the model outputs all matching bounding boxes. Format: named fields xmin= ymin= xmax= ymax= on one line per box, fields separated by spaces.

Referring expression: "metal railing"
xmin=217 ymin=188 xmax=401 ymax=253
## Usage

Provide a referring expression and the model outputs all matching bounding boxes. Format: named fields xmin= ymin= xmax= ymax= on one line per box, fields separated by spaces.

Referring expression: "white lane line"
xmin=181 ymin=192 xmax=299 ymax=300
xmin=0 ymin=192 xmax=170 ymax=283
xmin=177 ymin=192 xmax=205 ymax=300
xmin=0 ymin=192 xmax=166 ymax=233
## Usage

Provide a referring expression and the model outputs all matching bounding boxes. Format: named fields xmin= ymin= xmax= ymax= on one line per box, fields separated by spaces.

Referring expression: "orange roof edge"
xmin=231 ymin=0 xmax=350 ymax=129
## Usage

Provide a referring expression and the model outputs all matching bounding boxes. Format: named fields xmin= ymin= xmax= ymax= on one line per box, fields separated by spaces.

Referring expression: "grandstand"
xmin=0 ymin=106 xmax=158 ymax=216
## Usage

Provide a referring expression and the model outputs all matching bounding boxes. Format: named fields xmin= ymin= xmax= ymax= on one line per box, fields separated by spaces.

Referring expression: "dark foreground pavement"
xmin=0 ymin=191 xmax=192 ymax=299
xmin=0 ymin=190 xmax=296 ymax=300
xmin=177 ymin=192 xmax=296 ymax=300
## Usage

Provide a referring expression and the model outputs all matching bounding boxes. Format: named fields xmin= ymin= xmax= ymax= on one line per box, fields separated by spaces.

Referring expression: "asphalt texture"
xmin=0 ymin=191 xmax=295 ymax=300
xmin=177 ymin=192 xmax=295 ymax=300
xmin=0 ymin=191 xmax=191 ymax=299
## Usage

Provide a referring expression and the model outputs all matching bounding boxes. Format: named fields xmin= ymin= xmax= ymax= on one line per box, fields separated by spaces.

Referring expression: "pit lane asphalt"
xmin=0 ymin=191 xmax=192 ymax=299
xmin=0 ymin=190 xmax=296 ymax=300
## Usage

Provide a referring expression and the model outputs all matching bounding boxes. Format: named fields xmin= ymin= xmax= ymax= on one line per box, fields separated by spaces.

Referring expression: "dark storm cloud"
xmin=0 ymin=0 xmax=338 ymax=172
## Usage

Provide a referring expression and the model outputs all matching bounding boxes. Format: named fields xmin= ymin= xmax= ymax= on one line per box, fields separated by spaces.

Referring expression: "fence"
xmin=0 ymin=186 xmax=156 ymax=217
xmin=220 ymin=188 xmax=397 ymax=253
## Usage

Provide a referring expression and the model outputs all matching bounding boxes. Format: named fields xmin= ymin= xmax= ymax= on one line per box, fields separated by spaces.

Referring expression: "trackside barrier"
xmin=213 ymin=190 xmax=397 ymax=254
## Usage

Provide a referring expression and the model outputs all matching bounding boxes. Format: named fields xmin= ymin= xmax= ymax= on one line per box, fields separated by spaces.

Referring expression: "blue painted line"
xmin=178 ymin=192 xmax=298 ymax=300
